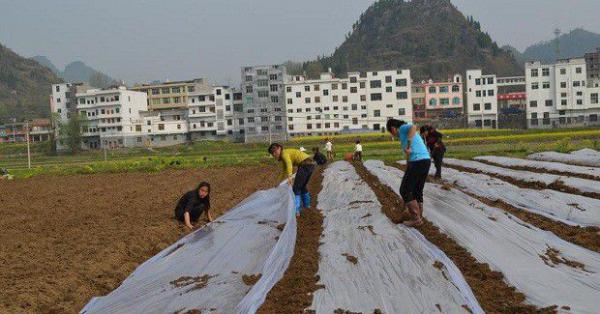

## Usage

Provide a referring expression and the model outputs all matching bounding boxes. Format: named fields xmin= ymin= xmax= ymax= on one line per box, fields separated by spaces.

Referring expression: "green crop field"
xmin=1 ymin=128 xmax=599 ymax=179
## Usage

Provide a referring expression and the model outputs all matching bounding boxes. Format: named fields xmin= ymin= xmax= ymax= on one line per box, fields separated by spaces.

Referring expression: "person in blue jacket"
xmin=386 ymin=119 xmax=431 ymax=227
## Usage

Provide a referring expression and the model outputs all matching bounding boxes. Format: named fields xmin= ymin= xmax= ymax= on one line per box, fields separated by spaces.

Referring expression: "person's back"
xmin=313 ymin=148 xmax=327 ymax=165
xmin=399 ymin=124 xmax=430 ymax=161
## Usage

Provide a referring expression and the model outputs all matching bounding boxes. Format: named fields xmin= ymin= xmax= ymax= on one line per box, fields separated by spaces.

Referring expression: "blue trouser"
xmin=293 ymin=163 xmax=315 ymax=213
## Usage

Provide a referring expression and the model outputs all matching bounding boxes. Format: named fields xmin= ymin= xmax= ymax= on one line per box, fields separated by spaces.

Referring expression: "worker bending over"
xmin=386 ymin=119 xmax=431 ymax=227
xmin=269 ymin=143 xmax=316 ymax=217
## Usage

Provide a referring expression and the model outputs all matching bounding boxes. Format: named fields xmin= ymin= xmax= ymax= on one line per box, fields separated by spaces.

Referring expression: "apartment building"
xmin=131 ymin=78 xmax=208 ymax=111
xmin=240 ymin=65 xmax=287 ymax=143
xmin=423 ymin=74 xmax=463 ymax=119
xmin=51 ymin=84 xmax=148 ymax=150
xmin=466 ymin=70 xmax=498 ymax=128
xmin=284 ymin=69 xmax=412 ymax=136
xmin=585 ymin=48 xmax=600 ymax=82
xmin=411 ymin=83 xmax=426 ymax=122
xmin=496 ymin=76 xmax=526 ymax=112
xmin=187 ymin=85 xmax=236 ymax=140
xmin=525 ymin=58 xmax=600 ymax=128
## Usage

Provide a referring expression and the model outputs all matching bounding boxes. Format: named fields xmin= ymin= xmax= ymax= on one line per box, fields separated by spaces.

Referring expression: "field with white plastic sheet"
xmin=80 ymin=149 xmax=600 ymax=314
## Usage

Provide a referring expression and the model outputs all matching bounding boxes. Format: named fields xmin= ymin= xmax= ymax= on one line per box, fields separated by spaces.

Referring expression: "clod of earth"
xmin=242 ymin=273 xmax=262 ymax=286
xmin=433 ymin=261 xmax=443 ymax=270
xmin=276 ymin=223 xmax=285 ymax=231
xmin=341 ymin=253 xmax=358 ymax=265
xmin=357 ymin=225 xmax=377 ymax=236
xmin=539 ymin=247 xmax=587 ymax=271
xmin=360 ymin=213 xmax=372 ymax=219
xmin=334 ymin=309 xmax=362 ymax=314
xmin=170 ymin=275 xmax=214 ymax=292
xmin=435 ymin=304 xmax=442 ymax=312
xmin=349 ymin=200 xmax=374 ymax=205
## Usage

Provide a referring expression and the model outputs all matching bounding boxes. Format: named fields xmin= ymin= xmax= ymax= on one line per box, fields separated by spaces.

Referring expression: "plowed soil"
xmin=0 ymin=165 xmax=278 ymax=313
xmin=352 ymin=162 xmax=554 ymax=313
xmin=258 ymin=167 xmax=325 ymax=314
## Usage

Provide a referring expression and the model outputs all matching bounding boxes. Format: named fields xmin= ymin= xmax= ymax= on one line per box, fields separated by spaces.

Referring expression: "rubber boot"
xmin=301 ymin=192 xmax=311 ymax=209
xmin=294 ymin=195 xmax=302 ymax=216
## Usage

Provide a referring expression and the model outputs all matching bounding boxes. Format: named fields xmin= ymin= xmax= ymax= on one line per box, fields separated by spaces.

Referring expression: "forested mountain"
xmin=297 ymin=0 xmax=522 ymax=80
xmin=0 ymin=44 xmax=62 ymax=123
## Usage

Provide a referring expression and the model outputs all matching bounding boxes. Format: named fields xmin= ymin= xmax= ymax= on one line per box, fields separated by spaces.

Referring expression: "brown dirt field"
xmin=258 ymin=167 xmax=325 ymax=314
xmin=476 ymin=159 xmax=600 ymax=182
xmin=0 ymin=165 xmax=279 ymax=314
xmin=353 ymin=162 xmax=554 ymax=313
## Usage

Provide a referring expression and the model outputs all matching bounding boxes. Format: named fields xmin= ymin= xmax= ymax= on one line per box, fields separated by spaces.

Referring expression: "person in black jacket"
xmin=174 ymin=181 xmax=213 ymax=230
xmin=420 ymin=125 xmax=446 ymax=179
xmin=312 ymin=147 xmax=327 ymax=165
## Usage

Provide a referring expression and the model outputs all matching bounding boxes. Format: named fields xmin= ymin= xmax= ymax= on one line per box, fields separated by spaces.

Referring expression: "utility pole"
xmin=26 ymin=121 xmax=31 ymax=169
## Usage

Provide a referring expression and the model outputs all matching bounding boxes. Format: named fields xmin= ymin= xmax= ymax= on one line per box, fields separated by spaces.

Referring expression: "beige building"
xmin=132 ymin=78 xmax=209 ymax=110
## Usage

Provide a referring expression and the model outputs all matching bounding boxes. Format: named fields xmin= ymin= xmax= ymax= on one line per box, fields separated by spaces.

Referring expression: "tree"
xmin=89 ymin=71 xmax=117 ymax=89
xmin=59 ymin=113 xmax=86 ymax=154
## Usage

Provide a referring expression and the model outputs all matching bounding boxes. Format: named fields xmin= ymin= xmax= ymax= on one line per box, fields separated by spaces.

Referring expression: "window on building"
xmin=577 ymin=99 xmax=583 ymax=105
xmin=573 ymin=81 xmax=581 ymax=87
xmin=592 ymin=93 xmax=599 ymax=104
xmin=545 ymin=100 xmax=553 ymax=107
xmin=270 ymin=74 xmax=278 ymax=80
xmin=370 ymin=80 xmax=382 ymax=88
xmin=576 ymin=67 xmax=582 ymax=74
xmin=271 ymin=96 xmax=279 ymax=103
xmin=305 ymin=97 xmax=311 ymax=103
xmin=542 ymin=82 xmax=550 ymax=89
xmin=360 ymin=82 xmax=366 ymax=89
xmin=350 ymin=76 xmax=358 ymax=83
xmin=488 ymin=89 xmax=495 ymax=96
xmin=452 ymin=97 xmax=461 ymax=104
xmin=396 ymin=92 xmax=408 ymax=100
xmin=484 ymin=103 xmax=492 ymax=110
xmin=440 ymin=98 xmax=449 ymax=105
xmin=385 ymin=76 xmax=392 ymax=83
xmin=473 ymin=103 xmax=481 ymax=111
xmin=258 ymin=91 xmax=269 ymax=98
xmin=158 ymin=124 xmax=165 ymax=130
xmin=439 ymin=86 xmax=449 ymax=93
xmin=342 ymin=83 xmax=348 ymax=90
xmin=323 ymin=89 xmax=329 ymax=96
xmin=350 ymin=87 xmax=358 ymax=93
xmin=374 ymin=110 xmax=381 ymax=117
xmin=428 ymin=86 xmax=436 ymax=94
xmin=342 ymin=96 xmax=348 ymax=103
xmin=270 ymin=84 xmax=278 ymax=92
xmin=332 ymin=83 xmax=338 ymax=90
xmin=531 ymin=82 xmax=539 ymax=90
xmin=476 ymin=91 xmax=482 ymax=97
xmin=429 ymin=98 xmax=437 ymax=106
xmin=542 ymin=68 xmax=550 ymax=76
xmin=370 ymin=93 xmax=382 ymax=101
xmin=475 ymin=78 xmax=481 ymax=85
xmin=385 ymin=86 xmax=392 ymax=93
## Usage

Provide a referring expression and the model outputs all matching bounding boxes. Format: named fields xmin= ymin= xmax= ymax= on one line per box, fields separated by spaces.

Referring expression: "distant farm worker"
xmin=386 ymin=119 xmax=431 ymax=227
xmin=174 ymin=181 xmax=213 ymax=230
xmin=354 ymin=140 xmax=363 ymax=161
xmin=269 ymin=143 xmax=316 ymax=216
xmin=325 ymin=139 xmax=334 ymax=161
xmin=420 ymin=125 xmax=446 ymax=179
xmin=312 ymin=147 xmax=328 ymax=165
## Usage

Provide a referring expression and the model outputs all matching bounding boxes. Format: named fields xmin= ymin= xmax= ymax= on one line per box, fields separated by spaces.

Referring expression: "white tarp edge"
xmin=474 ymin=155 xmax=600 ymax=180
xmin=528 ymin=149 xmax=600 ymax=167
xmin=399 ymin=160 xmax=600 ymax=228
xmin=310 ymin=161 xmax=482 ymax=314
xmin=444 ymin=158 xmax=600 ymax=195
xmin=366 ymin=160 xmax=600 ymax=313
xmin=81 ymin=182 xmax=296 ymax=314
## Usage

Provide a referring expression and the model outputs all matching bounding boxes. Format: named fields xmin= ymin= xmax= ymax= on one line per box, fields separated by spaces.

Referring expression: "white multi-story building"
xmin=284 ymin=69 xmax=412 ymax=136
xmin=525 ymin=58 xmax=600 ymax=128
xmin=465 ymin=70 xmax=498 ymax=128
xmin=187 ymin=85 xmax=236 ymax=140
xmin=51 ymin=84 xmax=148 ymax=150
xmin=240 ymin=65 xmax=287 ymax=143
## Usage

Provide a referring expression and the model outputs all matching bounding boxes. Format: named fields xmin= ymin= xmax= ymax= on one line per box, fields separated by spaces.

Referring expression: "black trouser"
xmin=293 ymin=163 xmax=315 ymax=195
xmin=354 ymin=151 xmax=362 ymax=161
xmin=432 ymin=149 xmax=445 ymax=178
xmin=400 ymin=159 xmax=431 ymax=203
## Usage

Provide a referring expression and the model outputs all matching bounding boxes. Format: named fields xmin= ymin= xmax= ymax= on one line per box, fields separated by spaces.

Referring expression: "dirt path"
xmin=0 ymin=165 xmax=278 ymax=314
xmin=352 ymin=162 xmax=553 ymax=314
xmin=258 ymin=167 xmax=325 ymax=314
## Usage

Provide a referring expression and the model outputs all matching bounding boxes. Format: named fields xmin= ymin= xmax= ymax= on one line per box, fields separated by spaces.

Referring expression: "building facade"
xmin=51 ymin=84 xmax=149 ymax=150
xmin=411 ymin=83 xmax=426 ymax=122
xmin=465 ymin=70 xmax=499 ymax=128
xmin=284 ymin=69 xmax=412 ymax=137
xmin=423 ymin=74 xmax=463 ymax=120
xmin=131 ymin=79 xmax=208 ymax=111
xmin=240 ymin=65 xmax=287 ymax=143
xmin=525 ymin=58 xmax=600 ymax=128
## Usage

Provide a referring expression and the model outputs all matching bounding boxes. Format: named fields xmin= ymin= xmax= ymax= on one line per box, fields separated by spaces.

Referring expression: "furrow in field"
xmin=365 ymin=160 xmax=600 ymax=314
xmin=310 ymin=161 xmax=482 ymax=314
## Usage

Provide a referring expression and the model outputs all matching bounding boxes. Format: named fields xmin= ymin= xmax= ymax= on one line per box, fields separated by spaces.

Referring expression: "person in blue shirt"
xmin=386 ymin=119 xmax=431 ymax=227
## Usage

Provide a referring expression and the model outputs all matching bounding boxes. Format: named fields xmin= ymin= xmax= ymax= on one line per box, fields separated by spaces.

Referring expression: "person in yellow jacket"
xmin=268 ymin=143 xmax=316 ymax=216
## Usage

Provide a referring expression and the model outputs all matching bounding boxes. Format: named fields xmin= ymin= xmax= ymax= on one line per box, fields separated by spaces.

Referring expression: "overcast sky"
xmin=0 ymin=0 xmax=598 ymax=85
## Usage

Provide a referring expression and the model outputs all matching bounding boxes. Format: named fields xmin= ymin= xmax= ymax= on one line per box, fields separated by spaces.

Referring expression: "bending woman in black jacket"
xmin=174 ymin=181 xmax=213 ymax=230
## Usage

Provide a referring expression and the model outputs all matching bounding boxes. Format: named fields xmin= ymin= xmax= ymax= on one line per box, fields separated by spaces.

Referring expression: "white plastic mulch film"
xmin=399 ymin=160 xmax=600 ymax=228
xmin=474 ymin=155 xmax=600 ymax=180
xmin=528 ymin=148 xmax=600 ymax=167
xmin=366 ymin=160 xmax=600 ymax=313
xmin=444 ymin=158 xmax=600 ymax=195
xmin=81 ymin=183 xmax=296 ymax=314
xmin=311 ymin=161 xmax=483 ymax=314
